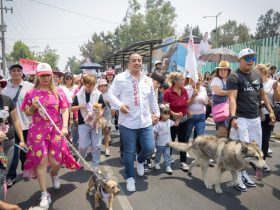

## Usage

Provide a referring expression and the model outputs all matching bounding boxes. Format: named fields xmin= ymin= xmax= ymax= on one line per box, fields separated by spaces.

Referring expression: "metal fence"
xmin=200 ymin=35 xmax=280 ymax=74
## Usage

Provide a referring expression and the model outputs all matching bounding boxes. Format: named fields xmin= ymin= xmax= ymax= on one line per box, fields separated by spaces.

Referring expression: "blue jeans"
xmin=155 ymin=146 xmax=171 ymax=167
xmin=78 ymin=124 xmax=102 ymax=168
xmin=186 ymin=113 xmax=206 ymax=141
xmin=119 ymin=125 xmax=155 ymax=179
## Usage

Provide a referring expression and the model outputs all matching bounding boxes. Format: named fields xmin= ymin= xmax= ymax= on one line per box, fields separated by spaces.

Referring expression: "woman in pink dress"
xmin=21 ymin=63 xmax=80 ymax=209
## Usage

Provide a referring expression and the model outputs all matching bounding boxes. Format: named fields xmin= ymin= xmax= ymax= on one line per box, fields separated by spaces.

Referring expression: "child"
xmin=97 ymin=78 xmax=112 ymax=157
xmin=154 ymin=104 xmax=179 ymax=175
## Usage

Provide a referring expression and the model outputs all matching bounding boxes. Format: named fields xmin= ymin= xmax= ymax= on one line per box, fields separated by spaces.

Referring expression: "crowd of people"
xmin=0 ymin=48 xmax=278 ymax=209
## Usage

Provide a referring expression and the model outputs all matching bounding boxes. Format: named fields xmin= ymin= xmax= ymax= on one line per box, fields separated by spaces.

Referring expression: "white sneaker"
xmin=268 ymin=148 xmax=273 ymax=154
xmin=51 ymin=175 xmax=60 ymax=189
xmin=235 ymin=173 xmax=247 ymax=192
xmin=154 ymin=163 xmax=161 ymax=170
xmin=39 ymin=192 xmax=51 ymax=209
xmin=166 ymin=166 xmax=173 ymax=175
xmin=180 ymin=162 xmax=189 ymax=172
xmin=126 ymin=177 xmax=135 ymax=192
xmin=241 ymin=171 xmax=256 ymax=187
xmin=137 ymin=161 xmax=145 ymax=176
xmin=105 ymin=148 xmax=111 ymax=157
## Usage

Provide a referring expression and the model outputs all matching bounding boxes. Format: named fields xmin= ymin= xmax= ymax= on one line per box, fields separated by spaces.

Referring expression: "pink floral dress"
xmin=21 ymin=88 xmax=80 ymax=178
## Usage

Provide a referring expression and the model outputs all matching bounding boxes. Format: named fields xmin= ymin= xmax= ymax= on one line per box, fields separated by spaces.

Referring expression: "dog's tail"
xmin=168 ymin=142 xmax=191 ymax=152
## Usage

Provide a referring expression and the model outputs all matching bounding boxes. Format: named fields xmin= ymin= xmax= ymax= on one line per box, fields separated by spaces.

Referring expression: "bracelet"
xmin=230 ymin=116 xmax=238 ymax=120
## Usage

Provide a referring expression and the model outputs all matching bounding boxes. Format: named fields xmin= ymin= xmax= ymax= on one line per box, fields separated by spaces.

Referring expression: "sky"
xmin=3 ymin=0 xmax=280 ymax=70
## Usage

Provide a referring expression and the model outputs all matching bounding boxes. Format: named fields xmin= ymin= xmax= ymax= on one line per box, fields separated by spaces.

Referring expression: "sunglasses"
xmin=65 ymin=77 xmax=73 ymax=80
xmin=243 ymin=56 xmax=256 ymax=62
xmin=162 ymin=110 xmax=171 ymax=115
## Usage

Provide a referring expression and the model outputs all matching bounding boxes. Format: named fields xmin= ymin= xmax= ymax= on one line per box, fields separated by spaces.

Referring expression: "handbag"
xmin=212 ymin=100 xmax=229 ymax=122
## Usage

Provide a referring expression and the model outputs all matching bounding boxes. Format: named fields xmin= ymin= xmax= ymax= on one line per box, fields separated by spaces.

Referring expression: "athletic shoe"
xmin=235 ymin=173 xmax=247 ymax=192
xmin=126 ymin=177 xmax=136 ymax=192
xmin=39 ymin=192 xmax=51 ymax=209
xmin=209 ymin=159 xmax=215 ymax=167
xmin=144 ymin=164 xmax=151 ymax=173
xmin=180 ymin=162 xmax=189 ymax=172
xmin=165 ymin=166 xmax=173 ymax=175
xmin=154 ymin=163 xmax=161 ymax=170
xmin=105 ymin=148 xmax=111 ymax=157
xmin=170 ymin=159 xmax=175 ymax=164
xmin=268 ymin=148 xmax=273 ymax=154
xmin=6 ymin=178 xmax=16 ymax=188
xmin=50 ymin=175 xmax=61 ymax=189
xmin=241 ymin=171 xmax=256 ymax=187
xmin=136 ymin=157 xmax=145 ymax=176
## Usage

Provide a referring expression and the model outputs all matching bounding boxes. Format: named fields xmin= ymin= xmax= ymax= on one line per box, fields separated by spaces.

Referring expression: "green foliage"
xmin=255 ymin=9 xmax=280 ymax=39
xmin=181 ymin=25 xmax=203 ymax=40
xmin=8 ymin=40 xmax=34 ymax=63
xmin=65 ymin=56 xmax=81 ymax=74
xmin=210 ymin=20 xmax=252 ymax=47
xmin=80 ymin=0 xmax=177 ymax=61
xmin=36 ymin=45 xmax=59 ymax=69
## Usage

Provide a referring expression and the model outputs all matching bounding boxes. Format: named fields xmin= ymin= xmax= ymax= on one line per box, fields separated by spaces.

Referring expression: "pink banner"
xmin=19 ymin=58 xmax=39 ymax=75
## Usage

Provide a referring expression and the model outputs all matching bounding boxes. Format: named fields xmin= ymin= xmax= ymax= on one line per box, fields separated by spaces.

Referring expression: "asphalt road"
xmin=7 ymin=122 xmax=280 ymax=210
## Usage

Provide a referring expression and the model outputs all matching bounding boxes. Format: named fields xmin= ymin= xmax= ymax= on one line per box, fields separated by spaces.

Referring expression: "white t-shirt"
xmin=154 ymin=119 xmax=175 ymax=146
xmin=262 ymin=79 xmax=276 ymax=114
xmin=210 ymin=77 xmax=226 ymax=95
xmin=185 ymin=85 xmax=208 ymax=114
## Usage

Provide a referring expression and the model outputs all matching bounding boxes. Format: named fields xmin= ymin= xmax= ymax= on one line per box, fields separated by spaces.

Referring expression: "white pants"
xmin=230 ymin=117 xmax=262 ymax=148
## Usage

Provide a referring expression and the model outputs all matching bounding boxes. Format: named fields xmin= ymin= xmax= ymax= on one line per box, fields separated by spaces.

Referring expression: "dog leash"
xmin=37 ymin=100 xmax=96 ymax=173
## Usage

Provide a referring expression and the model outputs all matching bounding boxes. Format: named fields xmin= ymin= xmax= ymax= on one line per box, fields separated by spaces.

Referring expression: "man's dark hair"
xmin=128 ymin=52 xmax=142 ymax=62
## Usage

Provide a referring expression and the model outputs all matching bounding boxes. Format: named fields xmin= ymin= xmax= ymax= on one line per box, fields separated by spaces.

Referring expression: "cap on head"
xmin=238 ymin=48 xmax=256 ymax=60
xmin=216 ymin=61 xmax=231 ymax=69
xmin=9 ymin=64 xmax=23 ymax=71
xmin=97 ymin=78 xmax=108 ymax=87
xmin=155 ymin=60 xmax=162 ymax=66
xmin=64 ymin=72 xmax=73 ymax=78
xmin=36 ymin=63 xmax=53 ymax=76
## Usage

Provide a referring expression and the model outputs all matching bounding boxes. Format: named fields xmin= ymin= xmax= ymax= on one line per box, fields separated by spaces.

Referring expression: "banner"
xmin=185 ymin=30 xmax=198 ymax=83
xmin=19 ymin=58 xmax=39 ymax=75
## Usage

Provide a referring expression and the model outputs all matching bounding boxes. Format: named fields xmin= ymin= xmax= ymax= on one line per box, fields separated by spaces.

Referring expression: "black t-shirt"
xmin=72 ymin=92 xmax=106 ymax=125
xmin=0 ymin=95 xmax=16 ymax=139
xmin=227 ymin=69 xmax=263 ymax=119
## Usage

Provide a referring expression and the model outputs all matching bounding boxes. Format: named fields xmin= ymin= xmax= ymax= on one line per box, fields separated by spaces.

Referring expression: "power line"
xmin=29 ymin=0 xmax=120 ymax=25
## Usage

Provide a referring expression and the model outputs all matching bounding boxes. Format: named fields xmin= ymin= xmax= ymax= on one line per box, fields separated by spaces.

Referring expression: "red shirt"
xmin=163 ymin=87 xmax=188 ymax=116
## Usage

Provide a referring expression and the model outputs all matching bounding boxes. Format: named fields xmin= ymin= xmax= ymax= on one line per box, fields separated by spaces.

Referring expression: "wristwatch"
xmin=230 ymin=116 xmax=238 ymax=120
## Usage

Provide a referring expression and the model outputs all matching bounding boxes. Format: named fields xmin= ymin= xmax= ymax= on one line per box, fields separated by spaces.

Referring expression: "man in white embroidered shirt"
xmin=104 ymin=53 xmax=160 ymax=192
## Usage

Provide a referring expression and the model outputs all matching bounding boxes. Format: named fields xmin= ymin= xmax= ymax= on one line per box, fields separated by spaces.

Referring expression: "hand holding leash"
xmin=231 ymin=118 xmax=238 ymax=129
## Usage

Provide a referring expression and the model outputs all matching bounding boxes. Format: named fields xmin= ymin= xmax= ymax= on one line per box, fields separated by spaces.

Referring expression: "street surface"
xmin=7 ymin=122 xmax=280 ymax=210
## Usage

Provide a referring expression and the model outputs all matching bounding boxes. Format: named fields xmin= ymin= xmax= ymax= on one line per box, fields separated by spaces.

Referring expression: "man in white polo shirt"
xmin=4 ymin=64 xmax=33 ymax=187
xmin=103 ymin=53 xmax=160 ymax=192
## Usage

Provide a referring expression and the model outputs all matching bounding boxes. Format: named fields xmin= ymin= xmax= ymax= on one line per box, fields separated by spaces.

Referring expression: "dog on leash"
xmin=86 ymin=171 xmax=120 ymax=210
xmin=169 ymin=135 xmax=266 ymax=194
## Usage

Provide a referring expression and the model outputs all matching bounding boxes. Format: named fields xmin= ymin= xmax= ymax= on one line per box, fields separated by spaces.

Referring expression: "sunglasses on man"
xmin=243 ymin=56 xmax=256 ymax=62
xmin=162 ymin=110 xmax=171 ymax=115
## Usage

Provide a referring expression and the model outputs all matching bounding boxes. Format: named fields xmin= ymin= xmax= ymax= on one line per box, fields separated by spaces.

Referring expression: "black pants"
xmin=205 ymin=105 xmax=212 ymax=120
xmin=7 ymin=130 xmax=29 ymax=179
xmin=114 ymin=111 xmax=119 ymax=131
xmin=261 ymin=114 xmax=274 ymax=160
xmin=170 ymin=120 xmax=188 ymax=163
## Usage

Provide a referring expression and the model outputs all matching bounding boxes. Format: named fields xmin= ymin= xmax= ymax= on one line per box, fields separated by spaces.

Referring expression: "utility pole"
xmin=0 ymin=0 xmax=13 ymax=77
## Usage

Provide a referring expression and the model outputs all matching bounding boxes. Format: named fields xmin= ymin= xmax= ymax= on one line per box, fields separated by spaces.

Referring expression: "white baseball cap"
xmin=155 ymin=60 xmax=162 ymax=66
xmin=97 ymin=78 xmax=108 ymax=87
xmin=238 ymin=48 xmax=257 ymax=59
xmin=36 ymin=63 xmax=53 ymax=76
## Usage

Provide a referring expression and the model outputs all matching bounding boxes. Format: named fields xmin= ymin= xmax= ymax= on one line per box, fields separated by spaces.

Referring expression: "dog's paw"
xmin=215 ymin=187 xmax=223 ymax=194
xmin=205 ymin=183 xmax=213 ymax=190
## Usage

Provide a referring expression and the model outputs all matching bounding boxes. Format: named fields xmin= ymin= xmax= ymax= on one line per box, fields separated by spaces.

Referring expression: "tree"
xmin=210 ymin=20 xmax=252 ymax=47
xmin=36 ymin=45 xmax=59 ymax=69
xmin=65 ymin=56 xmax=81 ymax=74
xmin=255 ymin=9 xmax=280 ymax=39
xmin=181 ymin=25 xmax=203 ymax=40
xmin=8 ymin=40 xmax=34 ymax=63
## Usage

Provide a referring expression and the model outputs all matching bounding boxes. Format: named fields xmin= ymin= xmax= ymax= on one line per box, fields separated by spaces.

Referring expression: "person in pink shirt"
xmin=21 ymin=63 xmax=79 ymax=209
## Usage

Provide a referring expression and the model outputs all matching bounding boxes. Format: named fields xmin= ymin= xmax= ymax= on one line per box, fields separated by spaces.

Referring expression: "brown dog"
xmin=86 ymin=171 xmax=120 ymax=210
xmin=84 ymin=102 xmax=105 ymax=133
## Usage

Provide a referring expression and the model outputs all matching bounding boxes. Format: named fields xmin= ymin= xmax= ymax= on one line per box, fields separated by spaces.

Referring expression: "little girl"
xmin=154 ymin=104 xmax=179 ymax=175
